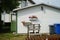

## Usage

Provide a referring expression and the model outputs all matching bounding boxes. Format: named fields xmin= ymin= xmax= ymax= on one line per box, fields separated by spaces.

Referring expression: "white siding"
xmin=1 ymin=12 xmax=11 ymax=22
xmin=1 ymin=13 xmax=4 ymax=21
xmin=17 ymin=6 xmax=60 ymax=34
xmin=12 ymin=14 xmax=16 ymax=21
xmin=4 ymin=14 xmax=11 ymax=22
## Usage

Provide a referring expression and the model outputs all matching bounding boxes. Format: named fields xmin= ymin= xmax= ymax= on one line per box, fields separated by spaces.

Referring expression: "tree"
xmin=0 ymin=0 xmax=20 ymax=32
xmin=0 ymin=0 xmax=4 ymax=32
xmin=1 ymin=0 xmax=19 ymax=13
xmin=0 ymin=0 xmax=3 ymax=20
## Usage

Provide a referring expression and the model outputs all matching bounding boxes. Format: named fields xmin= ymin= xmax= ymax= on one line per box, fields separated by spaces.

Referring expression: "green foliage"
xmin=0 ymin=33 xmax=27 ymax=40
xmin=0 ymin=0 xmax=20 ymax=13
xmin=0 ymin=7 xmax=3 ymax=13
xmin=0 ymin=0 xmax=20 ymax=31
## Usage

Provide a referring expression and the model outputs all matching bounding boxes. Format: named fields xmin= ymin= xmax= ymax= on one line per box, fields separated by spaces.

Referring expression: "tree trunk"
xmin=0 ymin=12 xmax=3 ymax=32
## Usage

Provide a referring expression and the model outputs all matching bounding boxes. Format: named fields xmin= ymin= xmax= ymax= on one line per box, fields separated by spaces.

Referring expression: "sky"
xmin=33 ymin=0 xmax=60 ymax=7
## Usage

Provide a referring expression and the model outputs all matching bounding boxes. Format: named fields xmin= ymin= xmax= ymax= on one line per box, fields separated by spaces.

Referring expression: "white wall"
xmin=17 ymin=6 xmax=60 ymax=34
xmin=1 ymin=12 xmax=11 ymax=22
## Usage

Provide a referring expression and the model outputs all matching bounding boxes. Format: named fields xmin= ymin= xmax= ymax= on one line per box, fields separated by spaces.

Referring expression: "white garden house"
xmin=13 ymin=3 xmax=60 ymax=34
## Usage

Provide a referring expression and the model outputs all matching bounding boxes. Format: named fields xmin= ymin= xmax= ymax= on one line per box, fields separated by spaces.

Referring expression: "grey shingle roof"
xmin=13 ymin=3 xmax=60 ymax=12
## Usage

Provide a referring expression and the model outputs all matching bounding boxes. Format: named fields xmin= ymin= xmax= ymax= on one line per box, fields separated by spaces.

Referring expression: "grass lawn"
xmin=0 ymin=33 xmax=27 ymax=40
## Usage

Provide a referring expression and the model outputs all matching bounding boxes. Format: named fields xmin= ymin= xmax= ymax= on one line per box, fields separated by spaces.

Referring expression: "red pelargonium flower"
xmin=29 ymin=16 xmax=31 ymax=18
xmin=32 ymin=16 xmax=37 ymax=18
xmin=29 ymin=16 xmax=37 ymax=18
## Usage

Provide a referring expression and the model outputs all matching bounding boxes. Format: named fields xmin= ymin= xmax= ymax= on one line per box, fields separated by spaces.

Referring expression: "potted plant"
xmin=29 ymin=16 xmax=38 ymax=21
xmin=21 ymin=21 xmax=26 ymax=26
xmin=21 ymin=21 xmax=32 ymax=26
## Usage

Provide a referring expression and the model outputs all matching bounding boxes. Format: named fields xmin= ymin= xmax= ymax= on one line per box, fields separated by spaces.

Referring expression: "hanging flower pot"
xmin=21 ymin=21 xmax=32 ymax=26
xmin=32 ymin=16 xmax=37 ymax=18
xmin=29 ymin=16 xmax=38 ymax=21
xmin=21 ymin=21 xmax=26 ymax=26
xmin=25 ymin=22 xmax=32 ymax=26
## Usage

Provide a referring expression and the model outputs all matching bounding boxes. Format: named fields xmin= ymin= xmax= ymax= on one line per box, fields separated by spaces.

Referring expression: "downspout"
xmin=11 ymin=12 xmax=12 ymax=32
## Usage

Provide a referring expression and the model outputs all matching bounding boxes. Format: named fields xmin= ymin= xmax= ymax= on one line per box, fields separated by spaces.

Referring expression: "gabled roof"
xmin=13 ymin=3 xmax=60 ymax=12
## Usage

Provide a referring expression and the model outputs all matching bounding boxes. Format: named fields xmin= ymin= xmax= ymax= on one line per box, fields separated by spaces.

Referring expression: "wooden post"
xmin=33 ymin=24 xmax=35 ymax=33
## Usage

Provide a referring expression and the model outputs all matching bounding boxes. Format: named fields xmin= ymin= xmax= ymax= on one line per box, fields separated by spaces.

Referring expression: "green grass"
xmin=0 ymin=33 xmax=27 ymax=40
